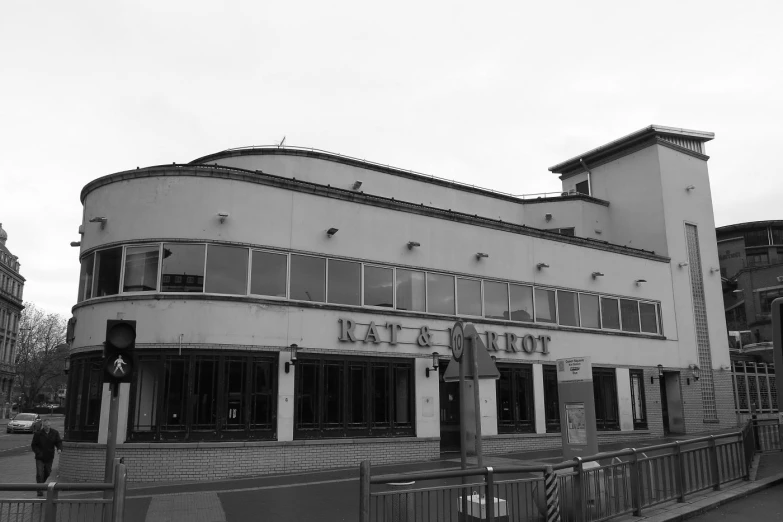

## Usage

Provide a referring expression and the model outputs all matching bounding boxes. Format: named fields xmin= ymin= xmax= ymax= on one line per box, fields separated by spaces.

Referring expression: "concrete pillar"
xmin=277 ymin=352 xmax=295 ymax=442
xmin=533 ymin=363 xmax=547 ymax=434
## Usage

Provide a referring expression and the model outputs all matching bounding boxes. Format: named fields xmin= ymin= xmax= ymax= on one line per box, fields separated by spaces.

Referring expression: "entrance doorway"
xmin=439 ymin=365 xmax=460 ymax=452
xmin=659 ymin=372 xmax=685 ymax=435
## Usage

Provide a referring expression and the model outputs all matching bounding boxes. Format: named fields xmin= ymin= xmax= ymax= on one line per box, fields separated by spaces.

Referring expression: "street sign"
xmin=451 ymin=321 xmax=465 ymax=362
xmin=443 ymin=323 xmax=500 ymax=381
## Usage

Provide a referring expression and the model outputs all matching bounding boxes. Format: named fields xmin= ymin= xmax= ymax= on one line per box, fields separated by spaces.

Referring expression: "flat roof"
xmin=548 ymin=125 xmax=714 ymax=175
xmin=717 ymin=220 xmax=783 ymax=234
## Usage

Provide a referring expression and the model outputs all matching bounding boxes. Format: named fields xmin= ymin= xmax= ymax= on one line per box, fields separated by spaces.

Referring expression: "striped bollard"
xmin=544 ymin=465 xmax=561 ymax=522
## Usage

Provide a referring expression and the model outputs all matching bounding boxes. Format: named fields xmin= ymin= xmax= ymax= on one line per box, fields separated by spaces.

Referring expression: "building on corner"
xmin=0 ymin=223 xmax=25 ymax=416
xmin=62 ymin=125 xmax=734 ymax=482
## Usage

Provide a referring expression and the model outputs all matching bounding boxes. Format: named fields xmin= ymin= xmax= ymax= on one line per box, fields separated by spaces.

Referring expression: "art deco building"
xmin=62 ymin=126 xmax=734 ymax=482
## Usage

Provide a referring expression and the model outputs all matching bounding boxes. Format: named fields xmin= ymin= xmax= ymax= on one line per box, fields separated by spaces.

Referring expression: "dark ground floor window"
xmin=127 ymin=350 xmax=277 ymax=442
xmin=496 ymin=364 xmax=535 ymax=433
xmin=543 ymin=365 xmax=560 ymax=433
xmin=64 ymin=354 xmax=104 ymax=442
xmin=295 ymin=355 xmax=414 ymax=439
xmin=593 ymin=368 xmax=619 ymax=430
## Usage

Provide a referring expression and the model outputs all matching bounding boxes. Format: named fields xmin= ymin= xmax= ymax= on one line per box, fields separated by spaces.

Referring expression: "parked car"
xmin=6 ymin=413 xmax=42 ymax=434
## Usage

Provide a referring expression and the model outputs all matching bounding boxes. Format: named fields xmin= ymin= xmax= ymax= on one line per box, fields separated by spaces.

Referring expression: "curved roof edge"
xmin=716 ymin=220 xmax=783 ymax=234
xmin=549 ymin=125 xmax=714 ymax=175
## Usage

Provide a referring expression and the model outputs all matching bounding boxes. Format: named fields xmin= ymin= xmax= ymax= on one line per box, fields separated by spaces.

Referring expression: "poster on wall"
xmin=565 ymin=402 xmax=587 ymax=445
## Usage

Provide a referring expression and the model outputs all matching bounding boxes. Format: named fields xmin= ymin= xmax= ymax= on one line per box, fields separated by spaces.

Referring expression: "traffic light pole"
xmin=104 ymin=382 xmax=120 ymax=484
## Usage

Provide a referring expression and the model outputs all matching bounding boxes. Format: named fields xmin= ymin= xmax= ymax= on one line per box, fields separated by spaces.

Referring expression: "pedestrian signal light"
xmin=103 ymin=320 xmax=136 ymax=385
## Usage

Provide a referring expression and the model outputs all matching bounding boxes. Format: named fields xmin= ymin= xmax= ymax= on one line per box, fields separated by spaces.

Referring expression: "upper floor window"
xmin=457 ymin=278 xmax=482 ymax=317
xmin=535 ymin=288 xmax=556 ymax=324
xmin=290 ymin=254 xmax=325 ymax=302
xmin=744 ymin=229 xmax=769 ymax=248
xmin=772 ymin=226 xmax=783 ymax=245
xmin=575 ymin=180 xmax=590 ymax=195
xmin=94 ymin=248 xmax=122 ymax=298
xmin=760 ymin=288 xmax=783 ymax=314
xmin=162 ymin=244 xmax=205 ymax=293
xmin=363 ymin=265 xmax=393 ymax=308
xmin=396 ymin=269 xmax=425 ymax=312
xmin=250 ymin=250 xmax=287 ymax=298
xmin=123 ymin=245 xmax=160 ymax=292
xmin=427 ymin=273 xmax=455 ymax=315
xmin=747 ymin=252 xmax=769 ymax=267
xmin=205 ymin=245 xmax=248 ymax=295
xmin=327 ymin=259 xmax=360 ymax=306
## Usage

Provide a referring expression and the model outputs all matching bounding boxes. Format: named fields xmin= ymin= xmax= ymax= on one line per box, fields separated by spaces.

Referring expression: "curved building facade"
xmin=62 ymin=126 xmax=736 ymax=482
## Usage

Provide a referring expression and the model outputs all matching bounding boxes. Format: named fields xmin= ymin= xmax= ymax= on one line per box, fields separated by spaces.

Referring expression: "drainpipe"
xmin=579 ymin=158 xmax=593 ymax=196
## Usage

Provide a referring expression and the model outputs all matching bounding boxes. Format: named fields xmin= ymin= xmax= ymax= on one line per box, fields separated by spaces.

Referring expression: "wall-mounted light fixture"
xmin=635 ymin=279 xmax=647 ymax=286
xmin=678 ymin=262 xmax=689 ymax=268
xmin=688 ymin=364 xmax=700 ymax=385
xmin=327 ymin=228 xmax=339 ymax=238
xmin=651 ymin=364 xmax=664 ymax=384
xmin=89 ymin=217 xmax=107 ymax=230
xmin=685 ymin=185 xmax=695 ymax=191
xmin=710 ymin=267 xmax=720 ymax=274
xmin=63 ymin=357 xmax=71 ymax=375
xmin=732 ymin=289 xmax=743 ymax=294
xmin=352 ymin=180 xmax=363 ymax=190
xmin=476 ymin=252 xmax=489 ymax=260
xmin=425 ymin=352 xmax=439 ymax=377
xmin=592 ymin=271 xmax=605 ymax=279
xmin=536 ymin=263 xmax=549 ymax=270
xmin=218 ymin=212 xmax=229 ymax=224
xmin=70 ymin=241 xmax=81 ymax=247
xmin=284 ymin=344 xmax=298 ymax=373
xmin=545 ymin=213 xmax=553 ymax=222
xmin=407 ymin=241 xmax=421 ymax=250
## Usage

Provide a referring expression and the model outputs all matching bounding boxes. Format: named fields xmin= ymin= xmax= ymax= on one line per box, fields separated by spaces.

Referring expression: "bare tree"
xmin=14 ymin=303 xmax=68 ymax=408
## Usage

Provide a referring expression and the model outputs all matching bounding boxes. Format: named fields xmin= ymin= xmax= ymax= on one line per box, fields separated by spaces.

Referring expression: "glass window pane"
xmin=297 ymin=362 xmax=319 ymax=427
xmin=396 ymin=269 xmax=425 ymax=312
xmin=497 ymin=369 xmax=513 ymax=423
xmin=192 ymin=357 xmax=218 ymax=430
xmin=484 ymin=281 xmax=509 ymax=320
xmin=580 ymin=294 xmax=600 ymax=328
xmin=251 ymin=359 xmax=275 ymax=427
xmin=93 ymin=247 xmax=123 ymax=297
xmin=510 ymin=285 xmax=534 ymax=322
xmin=323 ymin=364 xmax=344 ymax=425
xmin=327 ymin=259 xmax=361 ymax=306
xmin=78 ymin=253 xmax=95 ymax=301
xmin=133 ymin=359 xmax=159 ymax=432
xmin=161 ymin=244 xmax=205 ymax=292
xmin=394 ymin=367 xmax=411 ymax=425
xmin=290 ymin=255 xmax=325 ymax=302
xmin=205 ymin=245 xmax=248 ymax=295
xmin=364 ymin=266 xmax=393 ymax=308
xmin=250 ymin=251 xmax=287 ymax=297
xmin=601 ymin=297 xmax=620 ymax=329
xmin=372 ymin=366 xmax=389 ymax=425
xmin=457 ymin=278 xmax=482 ymax=316
xmin=162 ymin=358 xmax=188 ymax=430
xmin=640 ymin=302 xmax=658 ymax=333
xmin=427 ymin=273 xmax=455 ymax=315
xmin=557 ymin=291 xmax=579 ymax=327
xmin=631 ymin=373 xmax=645 ymax=422
xmin=543 ymin=366 xmax=560 ymax=432
xmin=123 ymin=246 xmax=159 ymax=292
xmin=620 ymin=299 xmax=641 ymax=332
xmin=348 ymin=365 xmax=367 ymax=425
xmin=535 ymin=288 xmax=556 ymax=323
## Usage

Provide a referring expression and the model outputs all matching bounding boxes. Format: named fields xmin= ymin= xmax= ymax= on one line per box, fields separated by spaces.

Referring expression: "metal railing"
xmin=360 ymin=422 xmax=764 ymax=522
xmin=753 ymin=417 xmax=782 ymax=451
xmin=0 ymin=458 xmax=127 ymax=522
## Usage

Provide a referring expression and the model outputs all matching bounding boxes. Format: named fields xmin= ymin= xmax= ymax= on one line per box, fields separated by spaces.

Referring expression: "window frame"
xmin=362 ymin=263 xmax=395 ymax=309
xmin=121 ymin=244 xmax=163 ymax=294
xmin=578 ymin=292 xmax=602 ymax=330
xmin=289 ymin=253 xmax=327 ymax=303
xmin=629 ymin=369 xmax=647 ymax=430
xmin=495 ymin=363 xmax=535 ymax=434
xmin=456 ymin=276 xmax=484 ymax=318
xmin=248 ymin=249 xmax=289 ymax=300
xmin=160 ymin=242 xmax=208 ymax=294
xmin=593 ymin=367 xmax=620 ymax=431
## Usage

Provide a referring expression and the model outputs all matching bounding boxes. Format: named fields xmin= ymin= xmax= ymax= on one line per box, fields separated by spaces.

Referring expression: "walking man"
xmin=31 ymin=419 xmax=62 ymax=496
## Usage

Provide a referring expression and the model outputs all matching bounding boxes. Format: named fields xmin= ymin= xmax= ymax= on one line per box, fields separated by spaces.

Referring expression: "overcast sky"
xmin=2 ymin=0 xmax=781 ymax=319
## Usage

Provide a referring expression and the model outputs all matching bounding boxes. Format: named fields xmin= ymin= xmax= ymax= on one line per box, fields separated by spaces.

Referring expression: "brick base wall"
xmin=60 ymin=438 xmax=440 ymax=483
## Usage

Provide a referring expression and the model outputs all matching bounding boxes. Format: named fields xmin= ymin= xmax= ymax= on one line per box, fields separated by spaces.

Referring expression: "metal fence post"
xmin=360 ymin=461 xmax=371 ymax=522
xmin=486 ymin=466 xmax=495 ymax=522
xmin=709 ymin=436 xmax=721 ymax=491
xmin=544 ymin=466 xmax=561 ymax=522
xmin=629 ymin=448 xmax=642 ymax=516
xmin=573 ymin=457 xmax=585 ymax=522
xmin=104 ymin=457 xmax=122 ymax=522
xmin=112 ymin=461 xmax=127 ymax=522
xmin=44 ymin=482 xmax=58 ymax=522
xmin=674 ymin=441 xmax=685 ymax=501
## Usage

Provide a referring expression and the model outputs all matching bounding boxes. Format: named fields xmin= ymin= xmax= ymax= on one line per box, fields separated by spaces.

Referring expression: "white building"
xmin=62 ymin=125 xmax=734 ymax=482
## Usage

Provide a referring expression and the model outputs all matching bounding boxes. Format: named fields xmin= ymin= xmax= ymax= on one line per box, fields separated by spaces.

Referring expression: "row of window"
xmin=741 ymin=227 xmax=783 ymax=248
xmin=0 ymin=253 xmax=20 ymax=271
xmin=0 ymin=273 xmax=22 ymax=300
xmin=64 ymin=352 xmax=648 ymax=442
xmin=77 ymin=243 xmax=664 ymax=335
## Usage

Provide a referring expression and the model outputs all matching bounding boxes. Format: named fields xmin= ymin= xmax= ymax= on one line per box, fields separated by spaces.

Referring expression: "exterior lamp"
xmin=536 ymin=263 xmax=549 ymax=270
xmin=70 ymin=241 xmax=81 ymax=247
xmin=678 ymin=262 xmax=689 ymax=268
xmin=326 ymin=228 xmax=339 ymax=238
xmin=545 ymin=213 xmax=553 ymax=222
xmin=651 ymin=364 xmax=664 ymax=384
xmin=685 ymin=185 xmax=695 ymax=191
xmin=407 ymin=241 xmax=421 ymax=250
xmin=591 ymin=272 xmax=605 ymax=279
xmin=710 ymin=267 xmax=720 ymax=274
xmin=635 ymin=279 xmax=647 ymax=286
xmin=476 ymin=252 xmax=489 ymax=260
xmin=352 ymin=180 xmax=363 ymax=190
xmin=425 ymin=352 xmax=439 ymax=378
xmin=687 ymin=364 xmax=700 ymax=385
xmin=284 ymin=344 xmax=298 ymax=374
xmin=218 ymin=212 xmax=229 ymax=224
xmin=89 ymin=217 xmax=107 ymax=229
xmin=63 ymin=357 xmax=71 ymax=375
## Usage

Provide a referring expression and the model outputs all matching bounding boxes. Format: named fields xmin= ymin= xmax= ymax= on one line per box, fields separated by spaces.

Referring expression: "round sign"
xmin=451 ymin=322 xmax=465 ymax=362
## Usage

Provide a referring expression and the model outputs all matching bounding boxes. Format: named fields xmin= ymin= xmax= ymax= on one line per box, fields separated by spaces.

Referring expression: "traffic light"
xmin=103 ymin=320 xmax=136 ymax=385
